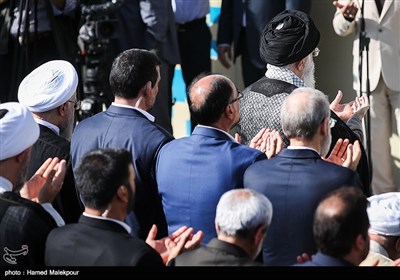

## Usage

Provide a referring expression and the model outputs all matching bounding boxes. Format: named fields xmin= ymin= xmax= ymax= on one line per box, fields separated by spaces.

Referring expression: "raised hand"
xmin=20 ymin=157 xmax=66 ymax=203
xmin=146 ymin=225 xmax=203 ymax=265
xmin=324 ymin=138 xmax=361 ymax=171
xmin=333 ymin=0 xmax=358 ymax=21
xmin=330 ymin=90 xmax=354 ymax=121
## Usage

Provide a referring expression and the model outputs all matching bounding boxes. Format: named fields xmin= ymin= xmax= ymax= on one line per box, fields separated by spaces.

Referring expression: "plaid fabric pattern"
xmin=266 ymin=64 xmax=306 ymax=88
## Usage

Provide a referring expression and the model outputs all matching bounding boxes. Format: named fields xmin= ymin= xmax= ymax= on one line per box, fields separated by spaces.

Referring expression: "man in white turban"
xmin=18 ymin=60 xmax=83 ymax=223
xmin=360 ymin=192 xmax=400 ymax=266
xmin=0 ymin=102 xmax=66 ymax=266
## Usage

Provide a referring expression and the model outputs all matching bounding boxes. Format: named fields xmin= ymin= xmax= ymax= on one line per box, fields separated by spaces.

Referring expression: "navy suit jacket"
xmin=71 ymin=105 xmax=174 ymax=239
xmin=217 ymin=0 xmax=311 ymax=69
xmin=244 ymin=148 xmax=361 ymax=266
xmin=296 ymin=252 xmax=354 ymax=266
xmin=45 ymin=215 xmax=163 ymax=266
xmin=156 ymin=126 xmax=265 ymax=244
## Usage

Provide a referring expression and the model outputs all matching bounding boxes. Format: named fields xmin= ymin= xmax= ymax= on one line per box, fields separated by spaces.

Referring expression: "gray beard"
xmin=302 ymin=56 xmax=316 ymax=89
xmin=321 ymin=132 xmax=332 ymax=158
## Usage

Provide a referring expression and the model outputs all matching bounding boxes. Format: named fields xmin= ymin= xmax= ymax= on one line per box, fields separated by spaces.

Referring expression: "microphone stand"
xmin=358 ymin=0 xmax=372 ymax=186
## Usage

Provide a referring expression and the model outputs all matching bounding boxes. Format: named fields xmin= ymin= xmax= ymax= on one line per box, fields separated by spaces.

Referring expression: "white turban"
xmin=368 ymin=192 xmax=400 ymax=236
xmin=0 ymin=102 xmax=39 ymax=161
xmin=18 ymin=60 xmax=78 ymax=112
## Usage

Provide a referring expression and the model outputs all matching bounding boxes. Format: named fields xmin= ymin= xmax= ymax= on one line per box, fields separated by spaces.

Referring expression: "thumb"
xmin=146 ymin=224 xmax=158 ymax=242
xmin=235 ymin=133 xmax=241 ymax=143
xmin=332 ymin=90 xmax=343 ymax=106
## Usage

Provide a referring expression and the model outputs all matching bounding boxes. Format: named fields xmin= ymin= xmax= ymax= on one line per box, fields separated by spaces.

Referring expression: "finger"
xmin=43 ymin=157 xmax=60 ymax=178
xmin=254 ymin=128 xmax=267 ymax=142
xmin=343 ymin=144 xmax=353 ymax=167
xmin=352 ymin=140 xmax=362 ymax=163
xmin=333 ymin=90 xmax=343 ymax=105
xmin=185 ymin=230 xmax=203 ymax=249
xmin=250 ymin=128 xmax=267 ymax=148
xmin=275 ymin=131 xmax=283 ymax=154
xmin=330 ymin=138 xmax=344 ymax=156
xmin=338 ymin=138 xmax=350 ymax=158
xmin=145 ymin=224 xmax=158 ymax=242
xmin=169 ymin=226 xmax=189 ymax=240
xmin=34 ymin=158 xmax=53 ymax=176
xmin=174 ymin=228 xmax=192 ymax=249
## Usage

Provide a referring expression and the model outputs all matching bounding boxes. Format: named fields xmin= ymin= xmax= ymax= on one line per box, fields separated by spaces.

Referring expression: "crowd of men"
xmin=0 ymin=1 xmax=400 ymax=267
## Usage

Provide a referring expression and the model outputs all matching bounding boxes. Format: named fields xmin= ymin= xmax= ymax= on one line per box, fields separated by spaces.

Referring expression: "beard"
xmin=301 ymin=55 xmax=316 ymax=89
xmin=15 ymin=159 xmax=30 ymax=193
xmin=321 ymin=129 xmax=332 ymax=158
xmin=59 ymin=111 xmax=75 ymax=141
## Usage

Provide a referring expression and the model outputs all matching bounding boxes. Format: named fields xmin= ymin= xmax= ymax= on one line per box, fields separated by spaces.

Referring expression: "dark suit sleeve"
xmin=217 ymin=0 xmax=234 ymax=45
xmin=135 ymin=249 xmax=164 ymax=266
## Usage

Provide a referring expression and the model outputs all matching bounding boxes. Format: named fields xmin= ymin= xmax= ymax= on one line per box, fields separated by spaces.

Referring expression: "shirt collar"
xmin=287 ymin=145 xmax=320 ymax=155
xmin=0 ymin=176 xmax=13 ymax=193
xmin=111 ymin=102 xmax=155 ymax=122
xmin=83 ymin=212 xmax=132 ymax=234
xmin=34 ymin=118 xmax=60 ymax=135
xmin=196 ymin=125 xmax=236 ymax=142
xmin=265 ymin=64 xmax=306 ymax=88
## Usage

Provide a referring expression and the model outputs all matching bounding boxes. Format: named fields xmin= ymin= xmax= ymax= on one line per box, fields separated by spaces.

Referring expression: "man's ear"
xmin=254 ymin=224 xmax=267 ymax=246
xmin=296 ymin=57 xmax=307 ymax=72
xmin=320 ymin=117 xmax=329 ymax=136
xmin=58 ymin=103 xmax=68 ymax=117
xmin=116 ymin=185 xmax=128 ymax=203
xmin=15 ymin=148 xmax=30 ymax=164
xmin=394 ymin=236 xmax=400 ymax=253
xmin=224 ymin=103 xmax=235 ymax=120
xmin=215 ymin=220 xmax=220 ymax=235
xmin=354 ymin=233 xmax=367 ymax=252
xmin=144 ymin=81 xmax=152 ymax=95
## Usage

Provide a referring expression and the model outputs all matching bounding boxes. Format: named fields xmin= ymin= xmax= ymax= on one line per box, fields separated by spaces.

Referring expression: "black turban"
xmin=260 ymin=10 xmax=320 ymax=66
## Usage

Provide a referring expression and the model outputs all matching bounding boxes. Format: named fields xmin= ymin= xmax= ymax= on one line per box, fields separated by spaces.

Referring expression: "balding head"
xmin=188 ymin=74 xmax=237 ymax=126
xmin=313 ymin=187 xmax=369 ymax=260
xmin=281 ymin=87 xmax=330 ymax=141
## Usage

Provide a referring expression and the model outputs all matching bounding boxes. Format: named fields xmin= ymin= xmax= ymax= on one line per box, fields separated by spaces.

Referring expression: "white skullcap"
xmin=18 ymin=60 xmax=78 ymax=112
xmin=368 ymin=192 xmax=400 ymax=236
xmin=0 ymin=102 xmax=39 ymax=161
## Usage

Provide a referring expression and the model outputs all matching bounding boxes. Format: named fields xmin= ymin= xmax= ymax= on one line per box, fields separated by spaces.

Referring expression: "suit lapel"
xmin=380 ymin=0 xmax=393 ymax=21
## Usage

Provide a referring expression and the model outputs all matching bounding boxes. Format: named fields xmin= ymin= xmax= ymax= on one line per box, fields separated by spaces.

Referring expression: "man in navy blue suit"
xmin=156 ymin=74 xmax=282 ymax=244
xmin=298 ymin=187 xmax=370 ymax=266
xmin=244 ymin=87 xmax=363 ymax=266
xmin=71 ymin=49 xmax=174 ymax=239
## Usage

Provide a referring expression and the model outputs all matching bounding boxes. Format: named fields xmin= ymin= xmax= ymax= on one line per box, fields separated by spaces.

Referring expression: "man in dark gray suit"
xmin=46 ymin=148 xmax=203 ymax=266
xmin=71 ymin=49 xmax=174 ymax=239
xmin=244 ymin=87 xmax=362 ymax=266
xmin=169 ymin=189 xmax=272 ymax=266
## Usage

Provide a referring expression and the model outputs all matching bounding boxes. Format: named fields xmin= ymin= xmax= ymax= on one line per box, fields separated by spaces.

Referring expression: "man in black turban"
xmin=237 ymin=10 xmax=371 ymax=198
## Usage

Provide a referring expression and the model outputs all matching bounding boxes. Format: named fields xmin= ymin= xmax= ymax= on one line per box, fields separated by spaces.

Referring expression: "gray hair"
xmin=281 ymin=87 xmax=330 ymax=141
xmin=216 ymin=189 xmax=273 ymax=239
